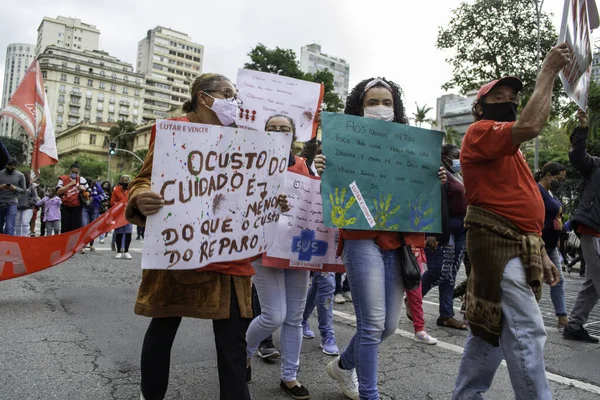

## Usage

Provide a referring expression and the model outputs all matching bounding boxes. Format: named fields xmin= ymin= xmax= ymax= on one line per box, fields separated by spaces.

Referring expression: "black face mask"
xmin=550 ymin=181 xmax=561 ymax=193
xmin=5 ymin=168 xmax=15 ymax=174
xmin=121 ymin=183 xmax=129 ymax=190
xmin=481 ymin=102 xmax=518 ymax=122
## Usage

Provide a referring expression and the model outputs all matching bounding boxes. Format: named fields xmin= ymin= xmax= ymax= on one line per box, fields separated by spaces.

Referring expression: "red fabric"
xmin=405 ymin=246 xmax=425 ymax=333
xmin=110 ymin=185 xmax=128 ymax=207
xmin=461 ymin=120 xmax=544 ymax=233
xmin=58 ymin=175 xmax=81 ymax=207
xmin=447 ymin=173 xmax=467 ymax=217
xmin=287 ymin=155 xmax=310 ymax=176
xmin=578 ymin=224 xmax=600 ymax=237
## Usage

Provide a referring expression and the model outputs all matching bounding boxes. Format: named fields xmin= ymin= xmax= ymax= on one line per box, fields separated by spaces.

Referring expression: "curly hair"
xmin=344 ymin=77 xmax=408 ymax=124
xmin=471 ymin=96 xmax=485 ymax=122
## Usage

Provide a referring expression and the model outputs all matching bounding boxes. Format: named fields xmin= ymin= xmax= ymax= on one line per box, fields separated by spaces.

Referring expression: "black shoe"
xmin=280 ymin=380 xmax=310 ymax=399
xmin=136 ymin=235 xmax=141 ymax=240
xmin=563 ymin=325 xmax=600 ymax=343
xmin=258 ymin=340 xmax=280 ymax=360
xmin=246 ymin=365 xmax=251 ymax=383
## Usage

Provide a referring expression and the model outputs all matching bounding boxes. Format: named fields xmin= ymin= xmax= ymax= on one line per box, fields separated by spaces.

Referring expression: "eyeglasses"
xmin=265 ymin=125 xmax=293 ymax=133
xmin=207 ymin=89 xmax=243 ymax=106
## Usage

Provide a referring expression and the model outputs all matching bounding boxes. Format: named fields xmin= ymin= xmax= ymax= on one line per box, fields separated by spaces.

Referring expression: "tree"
xmin=1 ymin=137 xmax=25 ymax=162
xmin=132 ymin=148 xmax=149 ymax=175
xmin=108 ymin=121 xmax=137 ymax=151
xmin=444 ymin=126 xmax=462 ymax=146
xmin=412 ymin=103 xmax=436 ymax=127
xmin=57 ymin=154 xmax=107 ymax=181
xmin=437 ymin=0 xmax=561 ymax=111
xmin=245 ymin=44 xmax=345 ymax=112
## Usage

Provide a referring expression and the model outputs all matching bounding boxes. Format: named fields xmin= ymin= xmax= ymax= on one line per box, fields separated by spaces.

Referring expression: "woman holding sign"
xmin=315 ymin=77 xmax=446 ymax=400
xmin=125 ymin=73 xmax=290 ymax=400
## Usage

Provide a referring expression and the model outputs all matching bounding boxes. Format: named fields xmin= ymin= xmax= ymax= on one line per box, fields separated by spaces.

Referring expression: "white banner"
xmin=236 ymin=69 xmax=324 ymax=142
xmin=263 ymin=171 xmax=344 ymax=271
xmin=559 ymin=0 xmax=594 ymax=110
xmin=142 ymin=120 xmax=292 ymax=270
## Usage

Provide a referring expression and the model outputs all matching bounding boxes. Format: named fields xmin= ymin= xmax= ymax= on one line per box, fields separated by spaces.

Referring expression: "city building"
xmin=1 ymin=43 xmax=36 ymax=137
xmin=300 ymin=43 xmax=350 ymax=101
xmin=36 ymin=16 xmax=100 ymax=56
xmin=435 ymin=91 xmax=477 ymax=136
xmin=592 ymin=50 xmax=600 ymax=83
xmin=136 ymin=26 xmax=203 ymax=123
xmin=38 ymin=46 xmax=145 ymax=133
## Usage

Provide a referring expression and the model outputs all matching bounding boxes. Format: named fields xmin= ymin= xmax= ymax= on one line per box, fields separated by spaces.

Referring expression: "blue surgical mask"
xmin=70 ymin=173 xmax=78 ymax=179
xmin=452 ymin=159 xmax=461 ymax=173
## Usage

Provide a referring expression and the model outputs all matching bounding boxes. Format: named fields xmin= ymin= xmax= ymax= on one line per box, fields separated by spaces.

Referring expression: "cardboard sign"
xmin=262 ymin=171 xmax=345 ymax=272
xmin=559 ymin=0 xmax=594 ymax=110
xmin=320 ymin=112 xmax=443 ymax=233
xmin=236 ymin=69 xmax=324 ymax=141
xmin=142 ymin=120 xmax=292 ymax=270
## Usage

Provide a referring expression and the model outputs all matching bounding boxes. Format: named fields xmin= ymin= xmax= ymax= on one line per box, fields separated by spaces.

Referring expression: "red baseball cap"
xmin=476 ymin=77 xmax=523 ymax=101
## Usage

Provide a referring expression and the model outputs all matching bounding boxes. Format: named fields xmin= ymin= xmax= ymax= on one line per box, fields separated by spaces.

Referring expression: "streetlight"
xmin=107 ymin=131 xmax=140 ymax=184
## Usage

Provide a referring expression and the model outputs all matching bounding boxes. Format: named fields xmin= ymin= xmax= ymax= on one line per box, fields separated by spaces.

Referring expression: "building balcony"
xmin=109 ymin=98 xmax=115 ymax=104
xmin=119 ymin=99 xmax=130 ymax=106
xmin=71 ymin=90 xmax=82 ymax=97
xmin=69 ymin=110 xmax=80 ymax=117
xmin=119 ymin=109 xmax=129 ymax=116
xmin=67 ymin=121 xmax=78 ymax=127
xmin=70 ymin=102 xmax=81 ymax=108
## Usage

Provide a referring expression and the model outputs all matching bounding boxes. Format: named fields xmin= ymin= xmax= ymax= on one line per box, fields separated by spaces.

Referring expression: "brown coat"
xmin=126 ymin=114 xmax=253 ymax=320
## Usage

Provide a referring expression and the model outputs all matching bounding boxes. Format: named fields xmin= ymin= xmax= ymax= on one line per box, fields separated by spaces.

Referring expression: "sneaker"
xmin=89 ymin=246 xmax=96 ymax=252
xmin=79 ymin=249 xmax=86 ymax=255
xmin=115 ymin=253 xmax=123 ymax=259
xmin=319 ymin=334 xmax=340 ymax=356
xmin=414 ymin=331 xmax=438 ymax=345
xmin=136 ymin=235 xmax=141 ymax=240
xmin=280 ymin=380 xmax=310 ymax=400
xmin=124 ymin=252 xmax=133 ymax=260
xmin=563 ymin=325 xmax=600 ymax=343
xmin=246 ymin=365 xmax=251 ymax=383
xmin=257 ymin=340 xmax=280 ymax=360
xmin=326 ymin=357 xmax=359 ymax=400
xmin=99 ymin=239 xmax=105 ymax=244
xmin=334 ymin=294 xmax=346 ymax=304
xmin=302 ymin=321 xmax=315 ymax=339
xmin=342 ymin=291 xmax=353 ymax=302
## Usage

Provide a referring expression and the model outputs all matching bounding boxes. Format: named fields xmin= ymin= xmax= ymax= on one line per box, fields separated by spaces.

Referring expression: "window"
xmin=89 ymin=134 xmax=96 ymax=145
xmin=75 ymin=65 xmax=80 ymax=71
xmin=86 ymin=90 xmax=92 ymax=98
xmin=42 ymin=71 xmax=47 ymax=79
xmin=57 ymin=115 xmax=63 ymax=124
xmin=122 ymin=87 xmax=128 ymax=94
xmin=108 ymin=114 xmax=114 ymax=122
xmin=109 ymin=104 xmax=115 ymax=112
xmin=112 ymin=74 xmax=117 ymax=80
xmin=133 ymin=100 xmax=139 ymax=107
xmin=97 ymin=103 xmax=103 ymax=111
xmin=96 ymin=116 xmax=103 ymax=122
xmin=99 ymin=82 xmax=105 ymax=89
xmin=58 ymin=94 xmax=65 ymax=103
xmin=85 ymin=98 xmax=92 ymax=108
xmin=100 ymin=71 xmax=105 ymax=76
xmin=87 ymin=79 xmax=93 ymax=87
xmin=133 ymin=109 xmax=138 ymax=116
xmin=98 ymin=94 xmax=104 ymax=101
xmin=74 ymin=77 xmax=80 ymax=84
xmin=109 ymin=96 xmax=115 ymax=103
xmin=134 ymin=89 xmax=140 ymax=97
xmin=60 ymin=74 xmax=67 ymax=82
xmin=58 ymin=104 xmax=64 ymax=113
xmin=62 ymin=62 xmax=67 ymax=67
xmin=111 ymin=84 xmax=116 ymax=91
xmin=84 ymin=110 xmax=91 ymax=119
xmin=124 ymin=76 xmax=128 ymax=82
xmin=59 ymin=85 xmax=66 ymax=93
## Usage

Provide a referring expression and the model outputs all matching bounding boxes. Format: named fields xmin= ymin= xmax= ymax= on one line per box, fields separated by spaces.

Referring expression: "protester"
xmin=251 ymin=284 xmax=280 ymax=361
xmin=563 ymin=109 xmax=600 ymax=343
xmin=35 ymin=188 xmax=61 ymax=235
xmin=136 ymin=225 xmax=145 ymax=241
xmin=126 ymin=73 xmax=289 ymax=400
xmin=0 ymin=159 xmax=26 ymax=235
xmin=452 ymin=43 xmax=569 ymax=399
xmin=56 ymin=162 xmax=89 ymax=233
xmin=315 ymin=77 xmax=446 ymax=400
xmin=246 ymin=114 xmax=313 ymax=399
xmin=421 ymin=144 xmax=468 ymax=330
xmin=333 ymin=273 xmax=351 ymax=304
xmin=535 ymin=162 xmax=569 ymax=331
xmin=302 ymin=271 xmax=340 ymax=356
xmin=111 ymin=175 xmax=133 ymax=259
xmin=82 ymin=177 xmax=106 ymax=251
xmin=16 ymin=173 xmax=40 ymax=237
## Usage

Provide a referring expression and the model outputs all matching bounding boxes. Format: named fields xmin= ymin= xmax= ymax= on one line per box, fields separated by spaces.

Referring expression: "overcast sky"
xmin=0 ymin=0 xmax=564 ymax=121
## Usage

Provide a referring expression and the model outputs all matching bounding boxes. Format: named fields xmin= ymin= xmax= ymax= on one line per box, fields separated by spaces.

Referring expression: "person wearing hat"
xmin=0 ymin=158 xmax=26 ymax=235
xmin=453 ymin=43 xmax=570 ymax=399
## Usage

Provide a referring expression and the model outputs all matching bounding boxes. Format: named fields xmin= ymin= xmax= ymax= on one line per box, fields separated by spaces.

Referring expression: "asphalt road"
xmin=1 ymin=237 xmax=600 ymax=400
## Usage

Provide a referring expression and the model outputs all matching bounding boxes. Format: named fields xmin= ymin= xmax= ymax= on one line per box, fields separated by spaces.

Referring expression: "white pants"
xmin=15 ymin=209 xmax=33 ymax=237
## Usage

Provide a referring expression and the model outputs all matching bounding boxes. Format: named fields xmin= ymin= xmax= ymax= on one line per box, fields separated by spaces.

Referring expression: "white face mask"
xmin=363 ymin=105 xmax=394 ymax=122
xmin=204 ymin=93 xmax=238 ymax=126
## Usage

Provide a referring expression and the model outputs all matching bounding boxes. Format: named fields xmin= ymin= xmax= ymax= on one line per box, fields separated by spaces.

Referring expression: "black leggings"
xmin=140 ymin=286 xmax=251 ymax=400
xmin=115 ymin=233 xmax=131 ymax=252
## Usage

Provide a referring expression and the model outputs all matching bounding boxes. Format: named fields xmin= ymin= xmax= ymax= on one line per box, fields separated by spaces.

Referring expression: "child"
xmin=36 ymin=189 xmax=62 ymax=235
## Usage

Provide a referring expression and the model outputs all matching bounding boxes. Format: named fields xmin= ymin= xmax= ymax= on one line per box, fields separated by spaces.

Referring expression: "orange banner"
xmin=0 ymin=198 xmax=128 ymax=281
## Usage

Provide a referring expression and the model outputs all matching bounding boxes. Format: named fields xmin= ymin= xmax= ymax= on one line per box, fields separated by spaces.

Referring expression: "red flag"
xmin=0 ymin=60 xmax=58 ymax=175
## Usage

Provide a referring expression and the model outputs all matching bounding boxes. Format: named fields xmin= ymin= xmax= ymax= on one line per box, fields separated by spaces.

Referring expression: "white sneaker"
xmin=124 ymin=252 xmax=133 ymax=260
xmin=99 ymin=239 xmax=105 ymax=244
xmin=334 ymin=294 xmax=346 ymax=304
xmin=414 ymin=331 xmax=438 ymax=345
xmin=342 ymin=291 xmax=353 ymax=302
xmin=115 ymin=253 xmax=123 ymax=259
xmin=326 ymin=356 xmax=359 ymax=400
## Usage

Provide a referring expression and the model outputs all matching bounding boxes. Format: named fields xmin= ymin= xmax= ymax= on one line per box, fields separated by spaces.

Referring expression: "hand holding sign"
xmin=542 ymin=42 xmax=572 ymax=73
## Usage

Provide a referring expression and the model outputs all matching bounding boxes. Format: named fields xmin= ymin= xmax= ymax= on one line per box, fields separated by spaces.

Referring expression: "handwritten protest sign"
xmin=142 ymin=120 xmax=292 ymax=270
xmin=559 ymin=0 xmax=594 ymax=110
xmin=236 ymin=69 xmax=324 ymax=141
xmin=262 ymin=171 xmax=345 ymax=272
xmin=320 ymin=112 xmax=443 ymax=233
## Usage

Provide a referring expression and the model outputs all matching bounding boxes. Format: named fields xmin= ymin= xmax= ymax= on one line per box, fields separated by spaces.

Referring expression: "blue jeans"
xmin=547 ymin=247 xmax=567 ymax=317
xmin=82 ymin=205 xmax=100 ymax=246
xmin=246 ymin=262 xmax=310 ymax=382
xmin=340 ymin=240 xmax=404 ymax=400
xmin=0 ymin=203 xmax=18 ymax=236
xmin=422 ymin=216 xmax=466 ymax=318
xmin=453 ymin=257 xmax=551 ymax=400
xmin=303 ymin=272 xmax=335 ymax=338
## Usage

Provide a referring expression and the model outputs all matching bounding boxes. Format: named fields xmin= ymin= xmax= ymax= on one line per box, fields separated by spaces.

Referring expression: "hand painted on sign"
xmin=408 ymin=196 xmax=435 ymax=232
xmin=373 ymin=194 xmax=401 ymax=230
xmin=330 ymin=188 xmax=357 ymax=227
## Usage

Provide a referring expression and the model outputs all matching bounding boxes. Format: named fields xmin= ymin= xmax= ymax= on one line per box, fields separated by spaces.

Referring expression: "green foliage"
xmin=437 ymin=0 xmax=562 ymax=113
xmin=412 ymin=103 xmax=435 ymax=127
xmin=2 ymin=137 xmax=25 ymax=162
xmin=132 ymin=148 xmax=149 ymax=175
xmin=58 ymin=154 xmax=107 ymax=181
xmin=444 ymin=126 xmax=462 ymax=146
xmin=108 ymin=121 xmax=138 ymax=151
xmin=245 ymin=44 xmax=344 ymax=112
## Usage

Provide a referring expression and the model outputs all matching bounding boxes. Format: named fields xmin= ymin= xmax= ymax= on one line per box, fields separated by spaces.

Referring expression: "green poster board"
xmin=320 ymin=112 xmax=444 ymax=233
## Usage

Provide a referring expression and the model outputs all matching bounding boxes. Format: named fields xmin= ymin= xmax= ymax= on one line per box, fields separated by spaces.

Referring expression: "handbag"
xmin=399 ymin=235 xmax=421 ymax=291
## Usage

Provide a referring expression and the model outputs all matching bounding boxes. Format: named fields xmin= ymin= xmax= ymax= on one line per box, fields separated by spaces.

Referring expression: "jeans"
xmin=422 ymin=216 xmax=467 ymax=318
xmin=0 ymin=203 xmax=17 ymax=235
xmin=335 ymin=272 xmax=350 ymax=295
xmin=251 ymin=283 xmax=273 ymax=344
xmin=453 ymin=257 xmax=551 ymax=400
xmin=140 ymin=285 xmax=251 ymax=400
xmin=82 ymin=205 xmax=100 ymax=246
xmin=15 ymin=208 xmax=34 ymax=237
xmin=340 ymin=240 xmax=404 ymax=400
xmin=406 ymin=247 xmax=425 ymax=332
xmin=568 ymin=235 xmax=600 ymax=329
xmin=547 ymin=247 xmax=567 ymax=317
xmin=45 ymin=220 xmax=60 ymax=235
xmin=246 ymin=262 xmax=310 ymax=382
xmin=303 ymin=272 xmax=335 ymax=337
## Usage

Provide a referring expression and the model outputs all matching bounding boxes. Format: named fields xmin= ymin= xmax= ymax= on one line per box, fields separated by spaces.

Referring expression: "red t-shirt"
xmin=578 ymin=224 xmax=600 ymax=237
xmin=460 ymin=120 xmax=544 ymax=233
